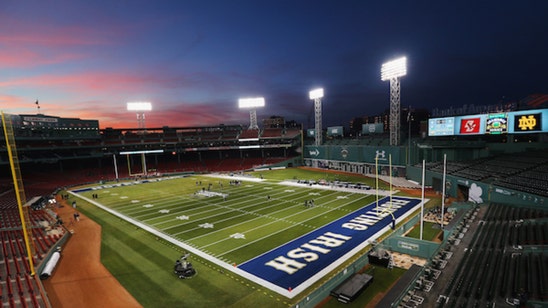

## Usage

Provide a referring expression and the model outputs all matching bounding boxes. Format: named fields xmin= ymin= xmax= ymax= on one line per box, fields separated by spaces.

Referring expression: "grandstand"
xmin=0 ymin=104 xmax=547 ymax=307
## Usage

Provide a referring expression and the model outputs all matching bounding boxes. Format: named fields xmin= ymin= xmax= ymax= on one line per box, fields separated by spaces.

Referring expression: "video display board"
xmin=485 ymin=113 xmax=508 ymax=134
xmin=428 ymin=108 xmax=547 ymax=136
xmin=457 ymin=115 xmax=486 ymax=135
xmin=428 ymin=117 xmax=455 ymax=136
xmin=510 ymin=110 xmax=544 ymax=133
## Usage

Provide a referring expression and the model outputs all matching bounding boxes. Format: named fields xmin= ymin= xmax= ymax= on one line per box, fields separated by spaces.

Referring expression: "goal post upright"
xmin=119 ymin=150 xmax=164 ymax=177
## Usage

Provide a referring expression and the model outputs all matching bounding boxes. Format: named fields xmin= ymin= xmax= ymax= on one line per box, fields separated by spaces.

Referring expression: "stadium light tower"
xmin=309 ymin=88 xmax=324 ymax=146
xmin=381 ymin=56 xmax=407 ymax=146
xmin=238 ymin=97 xmax=265 ymax=130
xmin=127 ymin=102 xmax=152 ymax=132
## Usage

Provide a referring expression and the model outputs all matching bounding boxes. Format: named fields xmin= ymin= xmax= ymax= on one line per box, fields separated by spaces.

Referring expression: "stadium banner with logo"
xmin=508 ymin=109 xmax=546 ymax=133
xmin=331 ymin=146 xmax=360 ymax=161
xmin=304 ymin=146 xmax=327 ymax=160
xmin=485 ymin=113 xmax=508 ymax=134
xmin=326 ymin=126 xmax=344 ymax=137
xmin=362 ymin=123 xmax=384 ymax=134
xmin=362 ymin=147 xmax=402 ymax=165
xmin=457 ymin=115 xmax=486 ymax=135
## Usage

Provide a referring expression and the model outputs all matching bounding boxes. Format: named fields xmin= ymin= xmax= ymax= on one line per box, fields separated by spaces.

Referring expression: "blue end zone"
xmin=72 ymin=188 xmax=93 ymax=193
xmin=239 ymin=196 xmax=421 ymax=290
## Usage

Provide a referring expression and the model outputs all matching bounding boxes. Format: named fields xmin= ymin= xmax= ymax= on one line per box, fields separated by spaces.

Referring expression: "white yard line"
xmin=70 ymin=176 xmax=420 ymax=299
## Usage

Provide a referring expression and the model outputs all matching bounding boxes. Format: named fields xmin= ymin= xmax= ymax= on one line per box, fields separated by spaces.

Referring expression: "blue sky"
xmin=1 ymin=1 xmax=547 ymax=128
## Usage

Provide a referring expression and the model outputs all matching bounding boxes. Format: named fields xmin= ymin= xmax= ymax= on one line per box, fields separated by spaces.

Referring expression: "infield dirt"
xmin=42 ymin=197 xmax=141 ymax=308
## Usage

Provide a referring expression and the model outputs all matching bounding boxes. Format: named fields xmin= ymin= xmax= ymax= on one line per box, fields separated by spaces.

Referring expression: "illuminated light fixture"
xmin=238 ymin=97 xmax=265 ymax=129
xmin=309 ymin=87 xmax=324 ymax=146
xmin=119 ymin=149 xmax=164 ymax=155
xmin=309 ymin=88 xmax=324 ymax=100
xmin=238 ymin=97 xmax=265 ymax=109
xmin=238 ymin=145 xmax=261 ymax=149
xmin=127 ymin=101 xmax=152 ymax=111
xmin=127 ymin=101 xmax=152 ymax=132
xmin=381 ymin=56 xmax=407 ymax=146
xmin=381 ymin=57 xmax=407 ymax=81
xmin=238 ymin=138 xmax=260 ymax=142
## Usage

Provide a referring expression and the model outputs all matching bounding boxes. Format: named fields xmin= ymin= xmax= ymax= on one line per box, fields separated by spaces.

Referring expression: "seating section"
xmin=440 ymin=203 xmax=548 ymax=305
xmin=422 ymin=151 xmax=548 ymax=197
xmin=260 ymin=128 xmax=283 ymax=138
xmin=1 ymin=192 xmax=64 ymax=307
xmin=238 ymin=129 xmax=259 ymax=139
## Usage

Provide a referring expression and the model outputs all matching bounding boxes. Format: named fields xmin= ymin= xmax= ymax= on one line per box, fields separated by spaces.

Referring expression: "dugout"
xmin=330 ymin=273 xmax=373 ymax=304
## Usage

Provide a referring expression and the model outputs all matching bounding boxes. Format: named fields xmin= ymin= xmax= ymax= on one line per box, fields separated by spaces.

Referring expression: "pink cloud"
xmin=0 ymin=95 xmax=34 ymax=111
xmin=0 ymin=48 xmax=86 ymax=68
xmin=0 ymin=14 xmax=124 ymax=68
xmin=0 ymin=68 xmax=228 ymax=94
xmin=1 ymin=72 xmax=153 ymax=92
xmin=90 ymin=103 xmax=247 ymax=129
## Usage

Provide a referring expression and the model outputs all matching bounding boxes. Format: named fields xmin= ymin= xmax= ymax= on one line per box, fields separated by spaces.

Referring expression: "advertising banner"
xmin=362 ymin=123 xmax=384 ymax=134
xmin=327 ymin=126 xmax=343 ymax=137
xmin=485 ymin=113 xmax=508 ymax=134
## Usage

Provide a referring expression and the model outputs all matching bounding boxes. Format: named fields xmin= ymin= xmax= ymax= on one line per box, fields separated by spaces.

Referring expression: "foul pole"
xmin=420 ymin=159 xmax=425 ymax=240
xmin=1 ymin=111 xmax=36 ymax=275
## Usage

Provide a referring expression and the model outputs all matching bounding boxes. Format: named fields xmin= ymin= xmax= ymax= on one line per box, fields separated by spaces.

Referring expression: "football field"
xmin=71 ymin=172 xmax=422 ymax=298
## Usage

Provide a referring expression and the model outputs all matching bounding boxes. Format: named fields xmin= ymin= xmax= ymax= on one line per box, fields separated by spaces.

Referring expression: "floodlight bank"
xmin=127 ymin=102 xmax=152 ymax=111
xmin=381 ymin=57 xmax=407 ymax=81
xmin=309 ymin=88 xmax=324 ymax=100
xmin=238 ymin=97 xmax=265 ymax=108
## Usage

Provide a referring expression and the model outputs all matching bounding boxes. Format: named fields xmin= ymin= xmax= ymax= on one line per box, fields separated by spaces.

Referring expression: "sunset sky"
xmin=1 ymin=1 xmax=547 ymax=129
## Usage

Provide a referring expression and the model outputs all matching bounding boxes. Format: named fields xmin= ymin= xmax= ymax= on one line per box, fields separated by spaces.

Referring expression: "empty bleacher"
xmin=1 ymin=188 xmax=64 ymax=307
xmin=260 ymin=128 xmax=283 ymax=138
xmin=437 ymin=203 xmax=548 ymax=306
xmin=421 ymin=152 xmax=548 ymax=197
xmin=238 ymin=129 xmax=259 ymax=139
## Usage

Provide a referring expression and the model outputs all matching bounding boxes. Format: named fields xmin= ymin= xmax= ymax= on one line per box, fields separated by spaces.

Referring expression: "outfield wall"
xmin=303 ymin=145 xmax=406 ymax=165
xmin=382 ymin=236 xmax=440 ymax=259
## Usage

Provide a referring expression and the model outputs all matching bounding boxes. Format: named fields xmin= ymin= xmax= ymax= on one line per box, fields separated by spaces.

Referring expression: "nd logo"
xmin=518 ymin=115 xmax=536 ymax=130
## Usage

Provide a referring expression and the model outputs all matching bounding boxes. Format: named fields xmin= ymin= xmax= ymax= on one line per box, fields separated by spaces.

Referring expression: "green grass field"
xmin=405 ymin=221 xmax=443 ymax=241
xmin=68 ymin=168 xmax=436 ymax=307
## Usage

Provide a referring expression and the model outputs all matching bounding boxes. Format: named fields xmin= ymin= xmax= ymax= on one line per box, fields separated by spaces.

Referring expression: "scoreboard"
xmin=428 ymin=117 xmax=455 ymax=136
xmin=428 ymin=108 xmax=547 ymax=136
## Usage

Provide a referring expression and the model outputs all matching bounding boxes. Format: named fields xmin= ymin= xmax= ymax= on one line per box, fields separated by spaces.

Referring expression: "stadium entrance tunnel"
xmin=173 ymin=253 xmax=197 ymax=279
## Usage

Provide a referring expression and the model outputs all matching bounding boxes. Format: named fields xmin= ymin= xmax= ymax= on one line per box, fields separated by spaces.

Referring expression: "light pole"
xmin=127 ymin=102 xmax=152 ymax=133
xmin=238 ymin=97 xmax=265 ymax=130
xmin=381 ymin=57 xmax=407 ymax=146
xmin=309 ymin=88 xmax=324 ymax=146
xmin=407 ymin=106 xmax=413 ymax=165
xmin=126 ymin=101 xmax=152 ymax=176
